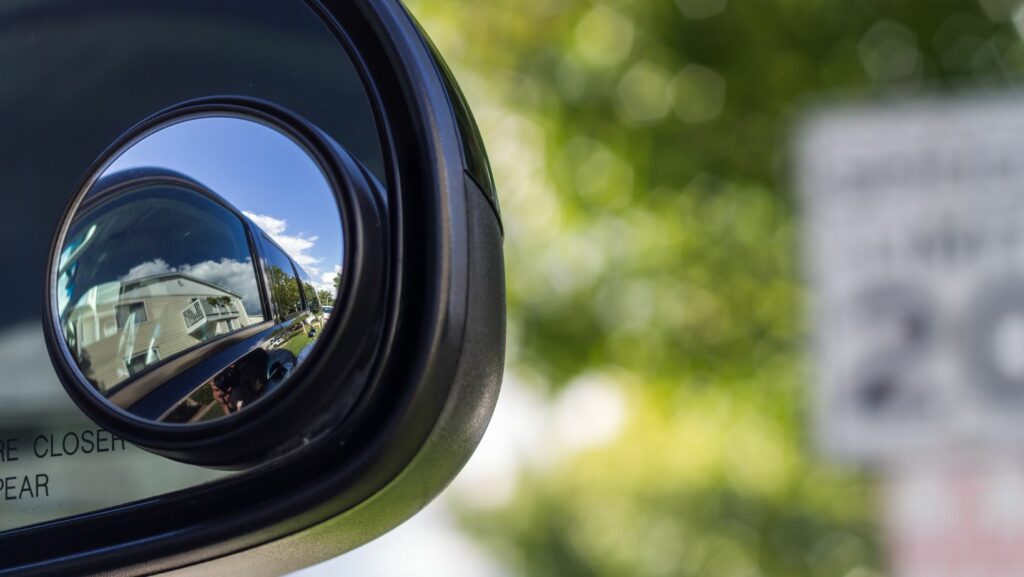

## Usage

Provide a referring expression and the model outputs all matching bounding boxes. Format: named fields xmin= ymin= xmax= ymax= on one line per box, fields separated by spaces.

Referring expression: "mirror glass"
xmin=52 ymin=115 xmax=344 ymax=424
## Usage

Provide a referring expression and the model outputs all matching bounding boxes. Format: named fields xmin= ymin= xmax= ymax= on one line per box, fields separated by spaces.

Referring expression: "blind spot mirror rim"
xmin=42 ymin=97 xmax=390 ymax=469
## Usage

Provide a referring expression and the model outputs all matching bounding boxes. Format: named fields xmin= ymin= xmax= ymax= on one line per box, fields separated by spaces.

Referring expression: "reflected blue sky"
xmin=106 ymin=116 xmax=344 ymax=293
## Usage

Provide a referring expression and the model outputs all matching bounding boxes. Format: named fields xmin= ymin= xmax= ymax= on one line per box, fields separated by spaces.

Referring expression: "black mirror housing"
xmin=0 ymin=0 xmax=504 ymax=574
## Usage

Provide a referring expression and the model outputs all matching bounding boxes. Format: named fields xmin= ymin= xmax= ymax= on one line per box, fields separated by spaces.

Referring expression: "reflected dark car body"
xmin=61 ymin=168 xmax=328 ymax=422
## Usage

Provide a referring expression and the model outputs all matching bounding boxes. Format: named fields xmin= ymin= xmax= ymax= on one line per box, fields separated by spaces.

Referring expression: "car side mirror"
xmin=0 ymin=1 xmax=504 ymax=574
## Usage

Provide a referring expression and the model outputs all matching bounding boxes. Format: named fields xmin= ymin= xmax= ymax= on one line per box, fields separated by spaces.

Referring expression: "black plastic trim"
xmin=410 ymin=12 xmax=502 ymax=231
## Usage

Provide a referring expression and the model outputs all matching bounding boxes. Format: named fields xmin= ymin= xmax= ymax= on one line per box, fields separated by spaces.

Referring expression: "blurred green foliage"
xmin=406 ymin=0 xmax=1024 ymax=575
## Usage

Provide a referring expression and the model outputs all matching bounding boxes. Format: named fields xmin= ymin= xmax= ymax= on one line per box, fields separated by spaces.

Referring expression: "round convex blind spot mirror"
xmin=44 ymin=100 xmax=388 ymax=468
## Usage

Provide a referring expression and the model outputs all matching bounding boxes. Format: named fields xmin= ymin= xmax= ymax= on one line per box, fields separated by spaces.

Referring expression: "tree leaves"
xmin=408 ymin=0 xmax=1022 ymax=574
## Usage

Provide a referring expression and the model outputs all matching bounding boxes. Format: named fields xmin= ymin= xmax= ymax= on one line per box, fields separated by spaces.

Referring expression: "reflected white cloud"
xmin=315 ymin=265 xmax=342 ymax=297
xmin=119 ymin=257 xmax=263 ymax=316
xmin=244 ymin=211 xmax=322 ymax=274
xmin=120 ymin=258 xmax=174 ymax=282
xmin=101 ymin=115 xmax=345 ymax=309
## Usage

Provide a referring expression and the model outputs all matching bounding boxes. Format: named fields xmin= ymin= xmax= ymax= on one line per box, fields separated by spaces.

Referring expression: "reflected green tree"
xmin=302 ymin=281 xmax=321 ymax=312
xmin=408 ymin=0 xmax=1024 ymax=575
xmin=267 ymin=265 xmax=302 ymax=319
xmin=317 ymin=289 xmax=335 ymax=307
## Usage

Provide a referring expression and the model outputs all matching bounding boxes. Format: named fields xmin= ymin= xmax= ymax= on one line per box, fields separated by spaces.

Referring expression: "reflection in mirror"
xmin=53 ymin=115 xmax=344 ymax=424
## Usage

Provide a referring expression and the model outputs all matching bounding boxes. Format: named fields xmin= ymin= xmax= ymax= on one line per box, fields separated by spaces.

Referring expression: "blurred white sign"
xmin=799 ymin=93 xmax=1024 ymax=462
xmin=884 ymin=459 xmax=1024 ymax=577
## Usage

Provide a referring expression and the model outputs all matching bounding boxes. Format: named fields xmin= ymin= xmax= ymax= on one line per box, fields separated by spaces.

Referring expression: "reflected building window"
xmin=115 ymin=302 xmax=149 ymax=329
xmin=126 ymin=350 xmax=160 ymax=376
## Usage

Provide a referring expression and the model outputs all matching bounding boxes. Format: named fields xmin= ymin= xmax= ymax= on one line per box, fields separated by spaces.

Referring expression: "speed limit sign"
xmin=798 ymin=92 xmax=1024 ymax=462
